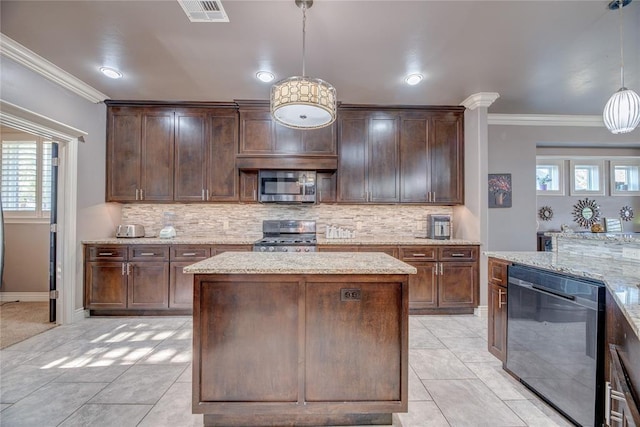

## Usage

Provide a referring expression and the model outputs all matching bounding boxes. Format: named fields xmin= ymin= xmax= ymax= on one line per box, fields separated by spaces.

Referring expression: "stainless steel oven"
xmin=253 ymin=220 xmax=317 ymax=252
xmin=506 ymin=264 xmax=605 ymax=427
xmin=258 ymin=170 xmax=316 ymax=203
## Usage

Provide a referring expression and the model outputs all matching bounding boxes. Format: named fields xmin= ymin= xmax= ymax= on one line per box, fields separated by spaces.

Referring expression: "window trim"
xmin=1 ymin=131 xmax=52 ymax=220
xmin=569 ymin=159 xmax=605 ymax=196
xmin=610 ymin=158 xmax=640 ymax=196
xmin=536 ymin=157 xmax=565 ymax=196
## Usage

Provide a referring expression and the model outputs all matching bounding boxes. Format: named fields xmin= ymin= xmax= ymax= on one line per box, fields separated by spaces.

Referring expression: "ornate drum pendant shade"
xmin=271 ymin=0 xmax=337 ymax=130
xmin=603 ymin=0 xmax=640 ymax=134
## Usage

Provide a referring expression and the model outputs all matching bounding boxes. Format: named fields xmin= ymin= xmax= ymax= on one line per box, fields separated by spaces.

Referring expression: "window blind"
xmin=1 ymin=140 xmax=38 ymax=211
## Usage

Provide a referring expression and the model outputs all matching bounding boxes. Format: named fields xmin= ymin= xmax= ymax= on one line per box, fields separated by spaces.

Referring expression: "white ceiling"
xmin=1 ymin=0 xmax=639 ymax=115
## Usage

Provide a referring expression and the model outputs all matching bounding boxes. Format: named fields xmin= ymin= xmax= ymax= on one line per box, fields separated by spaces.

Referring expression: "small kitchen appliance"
xmin=253 ymin=220 xmax=317 ymax=252
xmin=159 ymin=212 xmax=176 ymax=239
xmin=427 ymin=215 xmax=451 ymax=240
xmin=115 ymin=224 xmax=145 ymax=238
xmin=258 ymin=170 xmax=317 ymax=204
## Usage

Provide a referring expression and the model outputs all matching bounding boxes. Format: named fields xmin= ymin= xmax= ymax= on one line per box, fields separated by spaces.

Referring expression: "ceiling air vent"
xmin=177 ymin=0 xmax=229 ymax=22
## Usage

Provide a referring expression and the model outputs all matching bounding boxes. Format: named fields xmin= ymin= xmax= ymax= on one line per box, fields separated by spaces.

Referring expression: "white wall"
xmin=1 ymin=57 xmax=118 ymax=311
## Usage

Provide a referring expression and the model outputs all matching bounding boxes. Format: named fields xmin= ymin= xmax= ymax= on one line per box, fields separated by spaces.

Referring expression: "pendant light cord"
xmin=618 ymin=0 xmax=625 ymax=88
xmin=302 ymin=3 xmax=307 ymax=77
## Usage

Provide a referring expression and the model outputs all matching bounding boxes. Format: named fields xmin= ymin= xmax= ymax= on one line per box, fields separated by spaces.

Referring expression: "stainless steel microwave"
xmin=258 ymin=170 xmax=317 ymax=203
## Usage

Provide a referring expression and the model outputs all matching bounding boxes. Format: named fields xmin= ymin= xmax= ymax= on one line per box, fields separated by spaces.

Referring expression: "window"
xmin=570 ymin=159 xmax=605 ymax=195
xmin=536 ymin=158 xmax=564 ymax=195
xmin=610 ymin=159 xmax=640 ymax=195
xmin=1 ymin=132 xmax=53 ymax=219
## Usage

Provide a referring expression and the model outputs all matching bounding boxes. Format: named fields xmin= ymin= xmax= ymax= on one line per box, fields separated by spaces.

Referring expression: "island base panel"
xmin=203 ymin=413 xmax=392 ymax=427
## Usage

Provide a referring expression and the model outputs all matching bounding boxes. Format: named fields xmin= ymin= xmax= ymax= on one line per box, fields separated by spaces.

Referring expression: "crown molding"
xmin=460 ymin=92 xmax=500 ymax=110
xmin=0 ymin=33 xmax=109 ymax=104
xmin=0 ymin=99 xmax=88 ymax=142
xmin=488 ymin=114 xmax=604 ymax=127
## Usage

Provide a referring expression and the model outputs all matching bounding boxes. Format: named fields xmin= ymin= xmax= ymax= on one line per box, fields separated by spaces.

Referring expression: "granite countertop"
xmin=485 ymin=251 xmax=640 ymax=339
xmin=545 ymin=231 xmax=640 ymax=243
xmin=183 ymin=251 xmax=418 ymax=275
xmin=82 ymin=236 xmax=480 ymax=246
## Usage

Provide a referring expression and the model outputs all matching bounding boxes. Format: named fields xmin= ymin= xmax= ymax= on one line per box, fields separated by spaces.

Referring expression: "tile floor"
xmin=0 ymin=315 xmax=574 ymax=427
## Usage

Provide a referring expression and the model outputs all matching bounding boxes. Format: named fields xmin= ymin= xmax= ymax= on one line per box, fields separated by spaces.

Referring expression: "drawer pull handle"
xmin=182 ymin=252 xmax=197 ymax=256
xmin=450 ymin=253 xmax=466 ymax=257
xmin=98 ymin=252 xmax=113 ymax=256
xmin=139 ymin=252 xmax=155 ymax=256
xmin=412 ymin=253 xmax=427 ymax=257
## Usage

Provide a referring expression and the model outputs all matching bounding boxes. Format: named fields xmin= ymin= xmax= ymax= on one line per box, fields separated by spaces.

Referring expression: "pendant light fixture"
xmin=270 ymin=0 xmax=337 ymax=130
xmin=603 ymin=0 xmax=640 ymax=134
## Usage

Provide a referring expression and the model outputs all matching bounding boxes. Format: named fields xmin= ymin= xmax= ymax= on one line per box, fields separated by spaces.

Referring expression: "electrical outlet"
xmin=222 ymin=220 xmax=230 ymax=230
xmin=622 ymin=247 xmax=640 ymax=261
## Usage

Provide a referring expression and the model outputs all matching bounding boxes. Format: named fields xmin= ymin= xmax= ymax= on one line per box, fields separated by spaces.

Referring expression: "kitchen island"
xmin=183 ymin=251 xmax=416 ymax=427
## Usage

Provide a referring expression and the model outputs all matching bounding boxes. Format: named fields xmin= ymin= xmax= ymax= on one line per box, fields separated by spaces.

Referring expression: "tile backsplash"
xmin=121 ymin=204 xmax=454 ymax=239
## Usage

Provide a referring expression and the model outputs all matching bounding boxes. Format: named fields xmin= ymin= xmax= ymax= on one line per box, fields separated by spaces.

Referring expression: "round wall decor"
xmin=620 ymin=206 xmax=634 ymax=221
xmin=572 ymin=198 xmax=601 ymax=228
xmin=538 ymin=206 xmax=554 ymax=221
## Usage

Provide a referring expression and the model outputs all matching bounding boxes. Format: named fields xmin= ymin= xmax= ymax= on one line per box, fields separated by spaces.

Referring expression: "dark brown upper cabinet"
xmin=174 ymin=108 xmax=238 ymax=202
xmin=399 ymin=109 xmax=464 ymax=205
xmin=236 ymin=101 xmax=337 ymax=171
xmin=337 ymin=110 xmax=400 ymax=203
xmin=106 ymin=106 xmax=174 ymax=202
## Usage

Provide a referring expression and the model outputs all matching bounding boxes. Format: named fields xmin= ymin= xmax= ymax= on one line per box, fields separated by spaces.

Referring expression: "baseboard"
xmin=474 ymin=305 xmax=488 ymax=318
xmin=0 ymin=292 xmax=49 ymax=302
xmin=73 ymin=308 xmax=89 ymax=323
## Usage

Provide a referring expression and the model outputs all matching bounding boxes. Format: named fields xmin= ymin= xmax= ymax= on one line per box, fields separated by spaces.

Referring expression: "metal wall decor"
xmin=538 ymin=206 xmax=554 ymax=221
xmin=620 ymin=205 xmax=634 ymax=221
xmin=572 ymin=198 xmax=601 ymax=228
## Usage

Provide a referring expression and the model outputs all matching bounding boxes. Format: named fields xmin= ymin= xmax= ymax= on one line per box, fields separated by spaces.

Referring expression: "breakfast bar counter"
xmin=184 ymin=252 xmax=416 ymax=427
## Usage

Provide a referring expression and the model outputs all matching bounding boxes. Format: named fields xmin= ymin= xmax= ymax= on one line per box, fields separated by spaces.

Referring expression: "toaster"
xmin=115 ymin=224 xmax=145 ymax=238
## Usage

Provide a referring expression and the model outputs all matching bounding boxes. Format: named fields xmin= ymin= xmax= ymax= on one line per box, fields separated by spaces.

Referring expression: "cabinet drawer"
xmin=170 ymin=245 xmax=211 ymax=261
xmin=129 ymin=246 xmax=169 ymax=261
xmin=86 ymin=245 xmax=127 ymax=261
xmin=399 ymin=246 xmax=437 ymax=261
xmin=439 ymin=246 xmax=478 ymax=262
xmin=488 ymin=257 xmax=510 ymax=286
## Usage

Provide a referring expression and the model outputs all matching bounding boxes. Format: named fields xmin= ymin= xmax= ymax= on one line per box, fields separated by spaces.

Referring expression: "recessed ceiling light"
xmin=256 ymin=71 xmax=275 ymax=83
xmin=100 ymin=67 xmax=122 ymax=79
xmin=405 ymin=74 xmax=423 ymax=86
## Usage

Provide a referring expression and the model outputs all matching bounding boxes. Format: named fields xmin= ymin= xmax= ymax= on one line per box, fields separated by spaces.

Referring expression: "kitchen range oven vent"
xmin=177 ymin=0 xmax=229 ymax=22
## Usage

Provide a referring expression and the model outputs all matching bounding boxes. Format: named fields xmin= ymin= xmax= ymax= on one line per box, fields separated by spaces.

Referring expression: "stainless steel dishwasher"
xmin=506 ymin=264 xmax=606 ymax=427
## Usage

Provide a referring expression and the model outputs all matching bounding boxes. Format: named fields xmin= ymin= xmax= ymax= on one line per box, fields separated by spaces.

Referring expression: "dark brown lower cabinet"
xmin=487 ymin=257 xmax=510 ymax=363
xmin=406 ymin=261 xmax=437 ymax=310
xmin=193 ymin=273 xmax=408 ymax=426
xmin=85 ymin=243 xmax=253 ymax=315
xmin=438 ymin=262 xmax=477 ymax=308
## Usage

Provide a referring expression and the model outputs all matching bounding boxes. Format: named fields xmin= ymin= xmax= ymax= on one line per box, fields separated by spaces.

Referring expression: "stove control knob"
xmin=304 ymin=248 xmax=310 ymax=252
xmin=296 ymin=248 xmax=302 ymax=252
xmin=268 ymin=246 xmax=275 ymax=252
xmin=260 ymin=247 xmax=267 ymax=252
xmin=282 ymin=248 xmax=288 ymax=252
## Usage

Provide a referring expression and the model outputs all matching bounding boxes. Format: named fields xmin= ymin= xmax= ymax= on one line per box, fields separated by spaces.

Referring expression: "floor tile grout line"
xmin=54 ymin=381 xmax=113 ymax=427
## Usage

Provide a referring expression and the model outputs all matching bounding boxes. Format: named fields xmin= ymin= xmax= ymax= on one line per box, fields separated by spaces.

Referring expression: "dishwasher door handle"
xmin=531 ymin=284 xmax=576 ymax=301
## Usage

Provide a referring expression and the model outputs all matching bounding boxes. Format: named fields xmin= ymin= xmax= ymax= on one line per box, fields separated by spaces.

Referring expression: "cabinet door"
xmin=140 ymin=108 xmax=174 ymax=201
xmin=337 ymin=114 xmax=368 ymax=202
xmin=208 ymin=113 xmax=239 ymax=201
xmin=317 ymin=171 xmax=337 ymax=203
xmin=608 ymin=345 xmax=640 ymax=427
xmin=174 ymin=109 xmax=208 ymax=202
xmin=85 ymin=262 xmax=127 ymax=309
xmin=407 ymin=261 xmax=438 ymax=310
xmin=107 ymin=107 xmax=142 ymax=201
xmin=239 ymin=110 xmax=274 ymax=154
xmin=438 ymin=262 xmax=477 ymax=308
xmin=305 ymin=281 xmax=402 ymax=401
xmin=302 ymin=124 xmax=336 ymax=154
xmin=239 ymin=171 xmax=258 ymax=202
xmin=358 ymin=245 xmax=398 ymax=258
xmin=128 ymin=262 xmax=169 ymax=309
xmin=488 ymin=282 xmax=507 ymax=362
xmin=169 ymin=261 xmax=196 ymax=309
xmin=368 ymin=115 xmax=399 ymax=203
xmin=400 ymin=114 xmax=429 ymax=202
xmin=429 ymin=112 xmax=463 ymax=204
